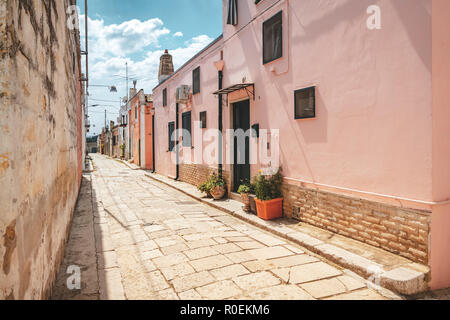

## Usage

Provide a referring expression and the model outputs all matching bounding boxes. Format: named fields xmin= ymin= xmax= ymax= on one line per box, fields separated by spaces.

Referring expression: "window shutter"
xmin=200 ymin=111 xmax=207 ymax=129
xmin=193 ymin=67 xmax=200 ymax=94
xmin=182 ymin=112 xmax=192 ymax=147
xmin=227 ymin=0 xmax=238 ymax=26
xmin=163 ymin=88 xmax=167 ymax=106
xmin=168 ymin=122 xmax=175 ymax=151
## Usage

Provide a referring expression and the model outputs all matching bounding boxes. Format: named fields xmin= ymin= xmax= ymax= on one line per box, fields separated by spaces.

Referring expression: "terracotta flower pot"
xmin=210 ymin=186 xmax=226 ymax=200
xmin=240 ymin=193 xmax=251 ymax=212
xmin=255 ymin=198 xmax=283 ymax=220
xmin=249 ymin=194 xmax=257 ymax=214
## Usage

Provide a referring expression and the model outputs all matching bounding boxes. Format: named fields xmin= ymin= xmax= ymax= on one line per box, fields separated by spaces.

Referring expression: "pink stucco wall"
xmin=430 ymin=0 xmax=450 ymax=290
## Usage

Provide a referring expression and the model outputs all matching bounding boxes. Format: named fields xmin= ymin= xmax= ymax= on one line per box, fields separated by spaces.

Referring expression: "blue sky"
xmin=78 ymin=0 xmax=223 ymax=136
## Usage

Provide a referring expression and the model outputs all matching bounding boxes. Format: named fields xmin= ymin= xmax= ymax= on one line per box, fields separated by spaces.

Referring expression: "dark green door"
xmin=233 ymin=100 xmax=251 ymax=192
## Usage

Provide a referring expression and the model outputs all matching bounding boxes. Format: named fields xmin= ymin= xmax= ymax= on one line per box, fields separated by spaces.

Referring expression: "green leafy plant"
xmin=198 ymin=173 xmax=226 ymax=194
xmin=119 ymin=144 xmax=126 ymax=158
xmin=238 ymin=184 xmax=251 ymax=194
xmin=198 ymin=181 xmax=211 ymax=194
xmin=253 ymin=169 xmax=283 ymax=201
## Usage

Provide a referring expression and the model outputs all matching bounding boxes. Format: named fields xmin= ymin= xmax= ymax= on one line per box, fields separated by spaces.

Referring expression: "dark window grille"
xmin=200 ymin=111 xmax=207 ymax=129
xmin=182 ymin=112 xmax=192 ymax=147
xmin=227 ymin=0 xmax=238 ymax=26
xmin=295 ymin=86 xmax=316 ymax=119
xmin=193 ymin=67 xmax=201 ymax=95
xmin=168 ymin=122 xmax=175 ymax=151
xmin=263 ymin=11 xmax=283 ymax=64
xmin=163 ymin=88 xmax=167 ymax=107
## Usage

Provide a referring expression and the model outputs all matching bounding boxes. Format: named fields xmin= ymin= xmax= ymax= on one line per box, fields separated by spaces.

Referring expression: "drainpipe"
xmin=151 ymin=114 xmax=156 ymax=173
xmin=175 ymin=102 xmax=180 ymax=180
xmin=218 ymin=70 xmax=223 ymax=179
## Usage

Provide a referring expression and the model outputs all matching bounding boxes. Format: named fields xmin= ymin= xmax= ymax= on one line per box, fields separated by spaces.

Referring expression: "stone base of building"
xmin=282 ymin=182 xmax=431 ymax=265
xmin=179 ymin=164 xmax=231 ymax=193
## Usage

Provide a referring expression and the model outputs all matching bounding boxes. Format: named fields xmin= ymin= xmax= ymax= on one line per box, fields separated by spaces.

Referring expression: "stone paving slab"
xmin=289 ymin=262 xmax=343 ymax=284
xmin=300 ymin=278 xmax=347 ymax=299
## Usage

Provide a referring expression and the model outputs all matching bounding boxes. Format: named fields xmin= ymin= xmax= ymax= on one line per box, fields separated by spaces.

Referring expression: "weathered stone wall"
xmin=0 ymin=0 xmax=82 ymax=299
xmin=282 ymin=183 xmax=431 ymax=264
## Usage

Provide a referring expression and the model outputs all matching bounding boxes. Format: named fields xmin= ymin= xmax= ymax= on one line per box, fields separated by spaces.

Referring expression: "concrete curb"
xmin=117 ymin=160 xmax=429 ymax=295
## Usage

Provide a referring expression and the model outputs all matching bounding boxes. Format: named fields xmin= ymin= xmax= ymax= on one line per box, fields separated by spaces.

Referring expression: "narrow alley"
xmin=3 ymin=0 xmax=450 ymax=306
xmin=51 ymin=154 xmax=397 ymax=300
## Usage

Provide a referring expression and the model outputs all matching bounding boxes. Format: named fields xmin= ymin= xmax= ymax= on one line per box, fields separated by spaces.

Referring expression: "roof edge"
xmin=153 ymin=34 xmax=224 ymax=92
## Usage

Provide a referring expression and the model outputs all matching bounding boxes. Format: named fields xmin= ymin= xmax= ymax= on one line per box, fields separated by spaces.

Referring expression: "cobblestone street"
xmin=51 ymin=154 xmax=403 ymax=300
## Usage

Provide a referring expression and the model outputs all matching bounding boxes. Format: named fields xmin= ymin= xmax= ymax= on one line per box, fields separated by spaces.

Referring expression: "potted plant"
xmin=198 ymin=181 xmax=212 ymax=198
xmin=253 ymin=169 xmax=284 ymax=220
xmin=119 ymin=144 xmax=126 ymax=159
xmin=209 ymin=173 xmax=227 ymax=200
xmin=198 ymin=173 xmax=227 ymax=200
xmin=238 ymin=184 xmax=252 ymax=212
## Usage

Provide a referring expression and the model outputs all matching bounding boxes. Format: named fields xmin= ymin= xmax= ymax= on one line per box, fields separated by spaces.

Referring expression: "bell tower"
xmin=158 ymin=49 xmax=174 ymax=83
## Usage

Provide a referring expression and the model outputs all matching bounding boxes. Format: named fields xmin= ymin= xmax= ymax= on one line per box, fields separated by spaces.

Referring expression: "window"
xmin=200 ymin=111 xmax=207 ymax=129
xmin=263 ymin=11 xmax=283 ymax=64
xmin=227 ymin=0 xmax=238 ymax=26
xmin=163 ymin=88 xmax=167 ymax=107
xmin=182 ymin=111 xmax=192 ymax=147
xmin=295 ymin=86 xmax=316 ymax=119
xmin=193 ymin=67 xmax=201 ymax=95
xmin=168 ymin=122 xmax=175 ymax=151
xmin=135 ymin=106 xmax=138 ymax=120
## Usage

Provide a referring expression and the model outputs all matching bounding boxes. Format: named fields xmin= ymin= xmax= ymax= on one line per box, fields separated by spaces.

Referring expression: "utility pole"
xmin=126 ymin=62 xmax=129 ymax=102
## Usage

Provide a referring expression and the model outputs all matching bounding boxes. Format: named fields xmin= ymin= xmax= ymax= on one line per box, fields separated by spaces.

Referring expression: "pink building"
xmin=127 ymin=88 xmax=155 ymax=169
xmin=152 ymin=0 xmax=450 ymax=290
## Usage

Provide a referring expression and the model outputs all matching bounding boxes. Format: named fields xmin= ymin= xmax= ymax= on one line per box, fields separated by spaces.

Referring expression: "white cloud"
xmin=173 ymin=31 xmax=183 ymax=37
xmin=89 ymin=34 xmax=214 ymax=92
xmin=80 ymin=15 xmax=214 ymax=135
xmin=80 ymin=15 xmax=170 ymax=60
